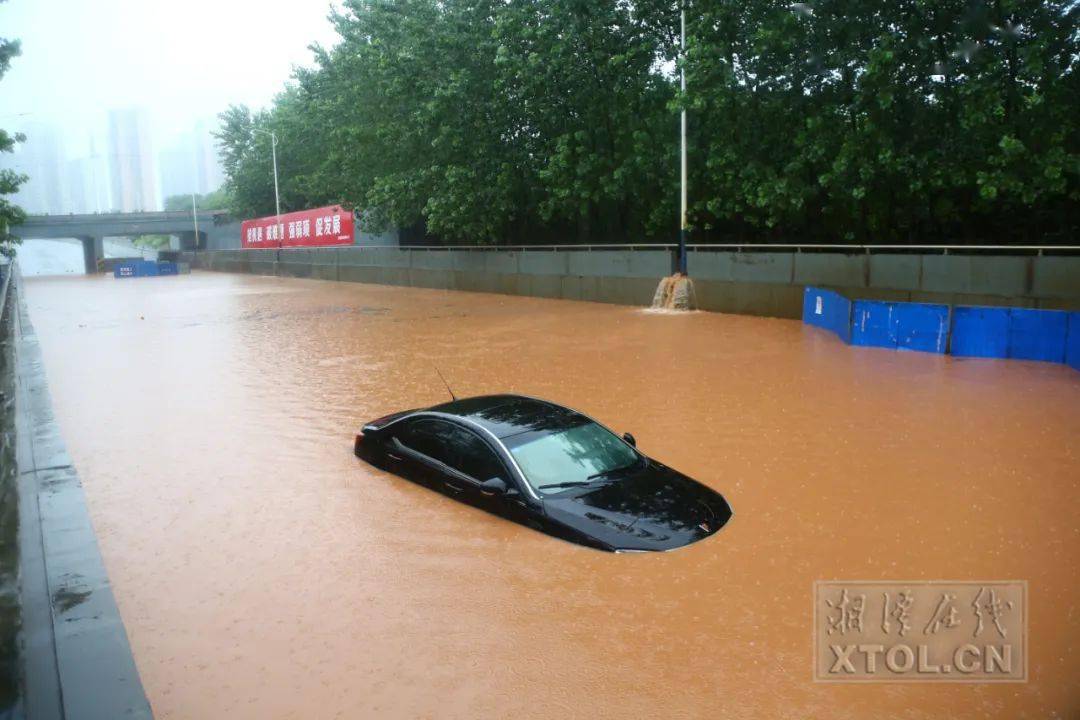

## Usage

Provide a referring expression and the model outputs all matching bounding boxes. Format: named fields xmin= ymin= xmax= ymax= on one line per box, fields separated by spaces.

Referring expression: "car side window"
xmin=396 ymin=419 xmax=456 ymax=466
xmin=448 ymin=428 xmax=506 ymax=482
xmin=397 ymin=419 xmax=506 ymax=482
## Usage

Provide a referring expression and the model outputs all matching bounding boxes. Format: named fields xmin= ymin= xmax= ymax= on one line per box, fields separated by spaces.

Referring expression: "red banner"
xmin=241 ymin=205 xmax=355 ymax=249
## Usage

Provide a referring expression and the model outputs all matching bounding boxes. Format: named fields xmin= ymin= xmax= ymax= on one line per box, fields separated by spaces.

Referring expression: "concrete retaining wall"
xmin=188 ymin=247 xmax=1080 ymax=318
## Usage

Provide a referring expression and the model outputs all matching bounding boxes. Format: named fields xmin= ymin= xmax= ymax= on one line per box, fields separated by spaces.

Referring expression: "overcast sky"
xmin=1 ymin=0 xmax=339 ymax=153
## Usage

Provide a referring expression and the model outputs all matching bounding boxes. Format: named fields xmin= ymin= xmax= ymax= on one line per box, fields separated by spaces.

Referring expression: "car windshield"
xmin=505 ymin=421 xmax=638 ymax=495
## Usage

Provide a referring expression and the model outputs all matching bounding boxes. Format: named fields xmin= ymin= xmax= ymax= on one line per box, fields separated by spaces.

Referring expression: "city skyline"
xmin=109 ymin=108 xmax=159 ymax=213
xmin=0 ymin=0 xmax=339 ymax=217
xmin=5 ymin=109 xmax=225 ymax=215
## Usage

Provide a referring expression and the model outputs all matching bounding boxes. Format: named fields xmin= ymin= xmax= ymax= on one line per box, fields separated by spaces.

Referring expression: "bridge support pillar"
xmin=177 ymin=230 xmax=207 ymax=252
xmin=81 ymin=235 xmax=104 ymax=274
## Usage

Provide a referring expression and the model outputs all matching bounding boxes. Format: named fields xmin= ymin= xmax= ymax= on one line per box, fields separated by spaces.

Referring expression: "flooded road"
xmin=24 ymin=272 xmax=1080 ymax=719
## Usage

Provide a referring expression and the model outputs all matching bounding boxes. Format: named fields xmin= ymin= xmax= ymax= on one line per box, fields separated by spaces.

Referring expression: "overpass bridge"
xmin=13 ymin=211 xmax=241 ymax=273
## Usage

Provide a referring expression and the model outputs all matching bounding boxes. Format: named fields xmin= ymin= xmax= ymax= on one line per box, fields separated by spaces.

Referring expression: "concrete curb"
xmin=13 ymin=272 xmax=152 ymax=720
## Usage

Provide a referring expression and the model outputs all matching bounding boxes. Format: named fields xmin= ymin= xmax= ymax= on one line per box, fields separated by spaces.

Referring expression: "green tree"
xmin=0 ymin=21 xmax=26 ymax=259
xmin=214 ymin=0 xmax=1078 ymax=246
xmin=494 ymin=0 xmax=676 ymax=241
xmin=163 ymin=187 xmax=233 ymax=213
xmin=315 ymin=0 xmax=527 ymax=242
xmin=131 ymin=234 xmax=171 ymax=250
xmin=687 ymin=0 xmax=1079 ymax=243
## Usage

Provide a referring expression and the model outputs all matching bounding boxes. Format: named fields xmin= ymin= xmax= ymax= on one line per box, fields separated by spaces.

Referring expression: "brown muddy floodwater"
xmin=23 ymin=272 xmax=1080 ymax=720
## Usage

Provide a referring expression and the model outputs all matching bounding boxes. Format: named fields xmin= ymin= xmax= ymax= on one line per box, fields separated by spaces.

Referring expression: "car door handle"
xmin=445 ymin=482 xmax=465 ymax=493
xmin=387 ymin=439 xmax=406 ymax=462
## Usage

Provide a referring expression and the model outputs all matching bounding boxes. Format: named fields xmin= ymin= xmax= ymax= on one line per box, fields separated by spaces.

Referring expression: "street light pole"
xmin=253 ymin=128 xmax=282 ymax=224
xmin=678 ymin=3 xmax=688 ymax=275
xmin=269 ymin=131 xmax=281 ymax=220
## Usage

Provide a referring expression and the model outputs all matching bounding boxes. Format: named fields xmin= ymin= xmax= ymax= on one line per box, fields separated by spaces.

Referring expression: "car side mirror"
xmin=480 ymin=477 xmax=508 ymax=494
xmin=622 ymin=432 xmax=636 ymax=447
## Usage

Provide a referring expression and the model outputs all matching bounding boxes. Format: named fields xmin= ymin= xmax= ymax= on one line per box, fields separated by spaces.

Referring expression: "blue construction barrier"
xmin=851 ymin=300 xmax=948 ymax=354
xmin=895 ymin=302 xmax=950 ymax=353
xmin=137 ymin=260 xmax=159 ymax=277
xmin=951 ymin=306 xmax=1069 ymax=363
xmin=114 ymin=260 xmax=177 ymax=279
xmin=1067 ymin=313 xmax=1080 ymax=372
xmin=1007 ymin=308 xmax=1068 ymax=363
xmin=851 ymin=300 xmax=895 ymax=349
xmin=804 ymin=288 xmax=1077 ymax=374
xmin=803 ymin=287 xmax=852 ymax=343
xmin=950 ymin=307 xmax=1010 ymax=358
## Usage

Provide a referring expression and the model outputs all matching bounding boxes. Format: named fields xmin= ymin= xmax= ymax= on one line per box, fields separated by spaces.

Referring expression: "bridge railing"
xmin=19 ymin=210 xmax=219 ymax=225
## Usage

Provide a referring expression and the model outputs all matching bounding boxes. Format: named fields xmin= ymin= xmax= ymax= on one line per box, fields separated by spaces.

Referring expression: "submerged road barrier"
xmin=851 ymin=300 xmax=950 ymax=354
xmin=113 ymin=260 xmax=188 ymax=278
xmin=802 ymin=287 xmax=853 ymax=343
xmin=803 ymin=285 xmax=1080 ymax=372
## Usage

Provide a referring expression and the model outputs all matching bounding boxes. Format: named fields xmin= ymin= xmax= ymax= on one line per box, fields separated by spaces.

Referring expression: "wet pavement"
xmin=22 ymin=272 xmax=1080 ymax=719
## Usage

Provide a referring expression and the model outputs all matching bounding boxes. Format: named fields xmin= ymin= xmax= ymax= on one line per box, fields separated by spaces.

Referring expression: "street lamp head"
xmin=252 ymin=128 xmax=277 ymax=145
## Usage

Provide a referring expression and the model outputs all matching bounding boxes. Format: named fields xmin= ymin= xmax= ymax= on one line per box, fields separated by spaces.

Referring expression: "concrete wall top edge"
xmin=195 ymin=247 xmax=1079 ymax=301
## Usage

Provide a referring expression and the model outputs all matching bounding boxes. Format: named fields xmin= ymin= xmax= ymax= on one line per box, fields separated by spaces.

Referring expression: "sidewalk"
xmin=13 ymin=272 xmax=152 ymax=720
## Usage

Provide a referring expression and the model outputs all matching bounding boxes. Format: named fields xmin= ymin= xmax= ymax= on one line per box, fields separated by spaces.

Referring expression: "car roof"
xmin=426 ymin=394 xmax=586 ymax=439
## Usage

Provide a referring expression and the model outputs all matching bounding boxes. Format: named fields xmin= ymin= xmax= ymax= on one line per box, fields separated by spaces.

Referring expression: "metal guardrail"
xmin=195 ymin=242 xmax=1080 ymax=256
xmin=687 ymin=243 xmax=1080 ymax=255
xmin=263 ymin=242 xmax=1079 ymax=255
xmin=378 ymin=243 xmax=676 ymax=251
xmin=0 ymin=261 xmax=13 ymax=324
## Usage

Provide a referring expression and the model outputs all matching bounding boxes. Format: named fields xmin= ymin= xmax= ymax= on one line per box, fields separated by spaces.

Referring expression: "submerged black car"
xmin=354 ymin=395 xmax=732 ymax=552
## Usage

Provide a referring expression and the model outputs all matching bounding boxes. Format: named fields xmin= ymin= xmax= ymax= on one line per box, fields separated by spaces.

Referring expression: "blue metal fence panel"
xmin=1008 ymin=308 xmax=1068 ymax=363
xmin=807 ymin=294 xmax=1075 ymax=368
xmin=802 ymin=286 xmax=827 ymax=325
xmin=894 ymin=302 xmax=949 ymax=354
xmin=950 ymin=307 xmax=1009 ymax=358
xmin=851 ymin=300 xmax=896 ymax=348
xmin=113 ymin=260 xmax=180 ymax=278
xmin=802 ymin=287 xmax=852 ymax=343
xmin=136 ymin=260 xmax=159 ymax=277
xmin=1067 ymin=313 xmax=1080 ymax=372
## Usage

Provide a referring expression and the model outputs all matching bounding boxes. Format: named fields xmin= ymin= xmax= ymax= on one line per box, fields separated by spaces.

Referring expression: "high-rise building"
xmin=194 ymin=118 xmax=225 ymax=194
xmin=66 ymin=158 xmax=88 ymax=213
xmin=108 ymin=108 xmax=159 ymax=211
xmin=85 ymin=136 xmax=111 ymax=212
xmin=159 ymin=120 xmax=225 ymax=203
xmin=65 ymin=147 xmax=110 ymax=214
xmin=6 ymin=121 xmax=66 ymax=214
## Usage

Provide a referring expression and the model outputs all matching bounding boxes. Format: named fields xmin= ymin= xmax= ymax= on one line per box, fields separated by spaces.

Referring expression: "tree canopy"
xmin=1 ymin=8 xmax=26 ymax=259
xmin=216 ymin=0 xmax=1079 ymax=245
xmin=163 ymin=187 xmax=233 ymax=213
